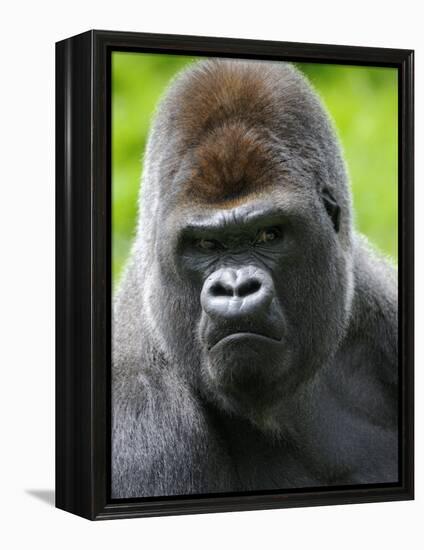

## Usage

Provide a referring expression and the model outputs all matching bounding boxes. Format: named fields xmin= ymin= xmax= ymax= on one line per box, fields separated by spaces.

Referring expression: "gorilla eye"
xmin=196 ymin=238 xmax=221 ymax=251
xmin=255 ymin=227 xmax=281 ymax=244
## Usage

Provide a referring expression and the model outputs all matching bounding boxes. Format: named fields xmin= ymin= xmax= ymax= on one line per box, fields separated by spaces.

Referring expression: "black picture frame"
xmin=56 ymin=29 xmax=414 ymax=521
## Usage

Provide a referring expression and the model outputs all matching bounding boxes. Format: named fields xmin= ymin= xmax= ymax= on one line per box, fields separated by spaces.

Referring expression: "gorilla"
xmin=112 ymin=59 xmax=398 ymax=499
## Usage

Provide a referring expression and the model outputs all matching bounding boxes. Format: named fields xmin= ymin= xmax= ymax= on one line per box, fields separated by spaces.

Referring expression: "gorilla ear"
xmin=321 ymin=188 xmax=340 ymax=233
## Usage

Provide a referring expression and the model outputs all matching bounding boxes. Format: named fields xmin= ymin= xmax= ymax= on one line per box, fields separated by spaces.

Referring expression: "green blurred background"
xmin=112 ymin=53 xmax=398 ymax=286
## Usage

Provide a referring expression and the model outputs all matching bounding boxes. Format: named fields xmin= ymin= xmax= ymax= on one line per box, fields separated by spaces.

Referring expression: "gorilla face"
xmin=154 ymin=184 xmax=351 ymax=422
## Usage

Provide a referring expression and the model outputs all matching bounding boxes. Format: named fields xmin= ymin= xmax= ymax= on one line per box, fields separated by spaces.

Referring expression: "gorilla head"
xmin=121 ymin=60 xmax=355 ymax=428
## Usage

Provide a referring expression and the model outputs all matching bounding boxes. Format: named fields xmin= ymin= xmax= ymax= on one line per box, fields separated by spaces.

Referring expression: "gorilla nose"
xmin=201 ymin=267 xmax=274 ymax=320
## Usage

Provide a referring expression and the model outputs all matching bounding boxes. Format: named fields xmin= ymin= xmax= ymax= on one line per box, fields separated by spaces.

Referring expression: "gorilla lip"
xmin=209 ymin=331 xmax=283 ymax=351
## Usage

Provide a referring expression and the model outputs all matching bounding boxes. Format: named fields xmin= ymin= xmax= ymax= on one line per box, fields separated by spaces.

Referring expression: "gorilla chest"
xmin=217 ymin=417 xmax=322 ymax=491
xmin=214 ymin=399 xmax=393 ymax=491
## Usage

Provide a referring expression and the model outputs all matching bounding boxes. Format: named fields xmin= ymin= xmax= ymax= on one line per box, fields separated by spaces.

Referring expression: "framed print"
xmin=56 ymin=30 xmax=414 ymax=520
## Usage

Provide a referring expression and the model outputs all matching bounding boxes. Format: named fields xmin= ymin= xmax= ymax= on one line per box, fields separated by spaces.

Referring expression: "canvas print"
xmin=111 ymin=54 xmax=398 ymax=499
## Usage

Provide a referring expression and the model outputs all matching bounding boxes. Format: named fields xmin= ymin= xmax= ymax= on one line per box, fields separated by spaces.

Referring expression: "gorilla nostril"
xmin=210 ymin=281 xmax=234 ymax=298
xmin=237 ymin=278 xmax=261 ymax=298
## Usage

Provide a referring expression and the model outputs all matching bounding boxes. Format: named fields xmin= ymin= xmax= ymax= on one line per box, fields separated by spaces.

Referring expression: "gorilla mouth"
xmin=208 ymin=331 xmax=283 ymax=351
